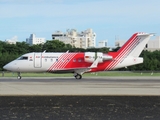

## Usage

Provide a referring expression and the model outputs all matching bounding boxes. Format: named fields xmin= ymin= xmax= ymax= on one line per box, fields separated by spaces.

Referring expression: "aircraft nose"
xmin=3 ymin=64 xmax=10 ymax=71
xmin=3 ymin=62 xmax=15 ymax=71
xmin=3 ymin=62 xmax=19 ymax=72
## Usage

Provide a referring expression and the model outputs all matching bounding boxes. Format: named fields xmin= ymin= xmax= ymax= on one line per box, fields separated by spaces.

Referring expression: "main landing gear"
xmin=74 ymin=73 xmax=82 ymax=79
xmin=17 ymin=72 xmax=22 ymax=79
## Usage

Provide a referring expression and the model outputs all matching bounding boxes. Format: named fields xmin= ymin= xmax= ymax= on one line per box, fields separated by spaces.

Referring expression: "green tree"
xmin=29 ymin=44 xmax=43 ymax=52
xmin=16 ymin=42 xmax=30 ymax=54
xmin=42 ymin=40 xmax=66 ymax=52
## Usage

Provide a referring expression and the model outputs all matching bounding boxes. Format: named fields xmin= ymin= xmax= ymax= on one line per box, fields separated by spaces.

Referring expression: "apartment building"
xmin=52 ymin=29 xmax=96 ymax=49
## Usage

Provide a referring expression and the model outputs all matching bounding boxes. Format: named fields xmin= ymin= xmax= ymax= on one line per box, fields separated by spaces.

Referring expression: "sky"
xmin=0 ymin=0 xmax=160 ymax=46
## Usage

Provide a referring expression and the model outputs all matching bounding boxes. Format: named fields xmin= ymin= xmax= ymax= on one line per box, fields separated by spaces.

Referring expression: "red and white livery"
xmin=3 ymin=32 xmax=153 ymax=79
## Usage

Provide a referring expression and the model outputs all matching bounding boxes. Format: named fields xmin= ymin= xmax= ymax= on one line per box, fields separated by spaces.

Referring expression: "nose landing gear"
xmin=17 ymin=72 xmax=21 ymax=79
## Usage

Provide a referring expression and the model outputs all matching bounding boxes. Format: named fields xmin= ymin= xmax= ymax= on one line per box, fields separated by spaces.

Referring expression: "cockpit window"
xmin=17 ymin=56 xmax=28 ymax=60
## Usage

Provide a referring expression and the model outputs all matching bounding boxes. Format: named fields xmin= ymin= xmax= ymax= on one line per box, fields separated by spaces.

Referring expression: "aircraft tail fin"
xmin=116 ymin=32 xmax=154 ymax=57
xmin=106 ymin=32 xmax=154 ymax=70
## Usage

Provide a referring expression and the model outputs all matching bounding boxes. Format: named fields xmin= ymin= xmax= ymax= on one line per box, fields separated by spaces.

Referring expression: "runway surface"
xmin=1 ymin=77 xmax=160 ymax=119
xmin=1 ymin=96 xmax=160 ymax=120
xmin=0 ymin=76 xmax=160 ymax=95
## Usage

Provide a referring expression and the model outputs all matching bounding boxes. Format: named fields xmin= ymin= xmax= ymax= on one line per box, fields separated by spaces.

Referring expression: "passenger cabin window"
xmin=73 ymin=59 xmax=76 ymax=62
xmin=67 ymin=58 xmax=70 ymax=62
xmin=18 ymin=56 xmax=28 ymax=60
xmin=78 ymin=58 xmax=82 ymax=62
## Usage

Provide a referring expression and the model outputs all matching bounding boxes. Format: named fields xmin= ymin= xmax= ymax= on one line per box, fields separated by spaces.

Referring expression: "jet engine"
xmin=84 ymin=52 xmax=112 ymax=63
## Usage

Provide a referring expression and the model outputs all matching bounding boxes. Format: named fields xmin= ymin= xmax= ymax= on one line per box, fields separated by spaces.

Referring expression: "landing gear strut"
xmin=17 ymin=72 xmax=21 ymax=79
xmin=74 ymin=74 xmax=82 ymax=79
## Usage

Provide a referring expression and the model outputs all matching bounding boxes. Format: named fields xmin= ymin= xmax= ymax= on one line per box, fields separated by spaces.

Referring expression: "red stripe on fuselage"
xmin=54 ymin=53 xmax=72 ymax=69
xmin=47 ymin=53 xmax=66 ymax=72
xmin=48 ymin=53 xmax=91 ymax=72
xmin=48 ymin=53 xmax=76 ymax=71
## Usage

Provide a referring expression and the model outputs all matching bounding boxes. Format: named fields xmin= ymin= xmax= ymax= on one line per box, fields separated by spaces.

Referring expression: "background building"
xmin=98 ymin=40 xmax=108 ymax=47
xmin=5 ymin=36 xmax=18 ymax=44
xmin=52 ymin=29 xmax=96 ymax=49
xmin=145 ymin=36 xmax=160 ymax=51
xmin=26 ymin=34 xmax=46 ymax=45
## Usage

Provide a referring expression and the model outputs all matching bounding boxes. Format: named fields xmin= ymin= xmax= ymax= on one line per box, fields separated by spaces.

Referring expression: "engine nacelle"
xmin=84 ymin=52 xmax=112 ymax=63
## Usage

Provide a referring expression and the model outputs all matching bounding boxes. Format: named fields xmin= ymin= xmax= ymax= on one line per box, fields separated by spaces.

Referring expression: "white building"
xmin=98 ymin=40 xmax=108 ymax=47
xmin=145 ymin=36 xmax=160 ymax=51
xmin=5 ymin=36 xmax=18 ymax=44
xmin=52 ymin=29 xmax=96 ymax=49
xmin=26 ymin=34 xmax=46 ymax=45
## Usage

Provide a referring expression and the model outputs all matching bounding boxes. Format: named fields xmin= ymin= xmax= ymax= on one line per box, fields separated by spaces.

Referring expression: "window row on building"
xmin=52 ymin=29 xmax=96 ymax=49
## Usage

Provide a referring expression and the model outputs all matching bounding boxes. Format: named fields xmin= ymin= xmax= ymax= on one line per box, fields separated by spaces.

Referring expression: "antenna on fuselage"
xmin=66 ymin=50 xmax=69 ymax=53
xmin=43 ymin=50 xmax=46 ymax=53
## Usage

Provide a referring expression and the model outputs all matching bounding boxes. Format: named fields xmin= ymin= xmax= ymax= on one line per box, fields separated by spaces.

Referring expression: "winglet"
xmin=43 ymin=50 xmax=46 ymax=53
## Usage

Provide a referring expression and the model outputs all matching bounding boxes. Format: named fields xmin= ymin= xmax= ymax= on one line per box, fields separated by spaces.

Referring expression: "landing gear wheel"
xmin=17 ymin=72 xmax=21 ymax=79
xmin=17 ymin=76 xmax=21 ymax=79
xmin=75 ymin=74 xmax=82 ymax=79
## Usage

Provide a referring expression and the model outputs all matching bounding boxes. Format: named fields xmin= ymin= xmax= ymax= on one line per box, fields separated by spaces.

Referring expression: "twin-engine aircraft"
xmin=3 ymin=32 xmax=153 ymax=79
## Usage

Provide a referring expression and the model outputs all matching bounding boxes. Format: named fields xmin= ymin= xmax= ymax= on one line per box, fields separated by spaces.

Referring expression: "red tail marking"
xmin=105 ymin=33 xmax=139 ymax=70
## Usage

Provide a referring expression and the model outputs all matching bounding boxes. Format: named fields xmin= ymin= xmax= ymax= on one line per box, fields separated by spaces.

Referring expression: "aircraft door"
xmin=34 ymin=53 xmax=42 ymax=68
